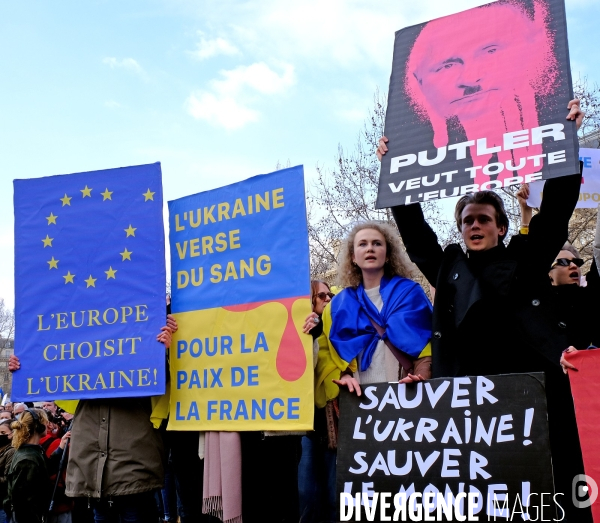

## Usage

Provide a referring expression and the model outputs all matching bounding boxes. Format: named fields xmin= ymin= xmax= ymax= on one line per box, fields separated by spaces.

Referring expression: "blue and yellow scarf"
xmin=327 ymin=275 xmax=432 ymax=372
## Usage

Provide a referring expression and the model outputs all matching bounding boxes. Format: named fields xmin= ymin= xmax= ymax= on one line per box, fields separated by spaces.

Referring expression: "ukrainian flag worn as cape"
xmin=327 ymin=276 xmax=431 ymax=372
xmin=315 ymin=276 xmax=432 ymax=408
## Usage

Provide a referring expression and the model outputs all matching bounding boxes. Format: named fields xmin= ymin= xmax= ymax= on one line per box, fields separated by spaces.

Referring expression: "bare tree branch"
xmin=309 ymin=78 xmax=600 ymax=290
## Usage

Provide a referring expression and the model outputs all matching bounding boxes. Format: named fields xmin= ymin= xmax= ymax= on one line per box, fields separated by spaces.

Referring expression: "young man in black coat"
xmin=378 ymin=100 xmax=591 ymax=521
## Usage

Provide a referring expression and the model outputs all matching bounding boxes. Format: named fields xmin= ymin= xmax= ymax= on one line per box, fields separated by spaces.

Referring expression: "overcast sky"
xmin=1 ymin=0 xmax=599 ymax=308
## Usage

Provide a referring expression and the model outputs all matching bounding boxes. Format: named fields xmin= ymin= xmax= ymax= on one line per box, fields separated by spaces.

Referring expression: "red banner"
xmin=565 ymin=348 xmax=600 ymax=521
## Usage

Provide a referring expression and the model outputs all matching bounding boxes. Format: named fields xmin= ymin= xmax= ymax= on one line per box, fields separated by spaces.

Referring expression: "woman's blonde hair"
xmin=337 ymin=221 xmax=414 ymax=288
xmin=11 ymin=408 xmax=48 ymax=449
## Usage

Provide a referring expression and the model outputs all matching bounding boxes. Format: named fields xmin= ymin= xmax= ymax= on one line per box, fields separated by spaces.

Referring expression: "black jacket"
xmin=392 ymin=171 xmax=593 ymax=522
xmin=391 ymin=172 xmax=584 ymax=378
xmin=0 ymin=443 xmax=15 ymax=508
xmin=6 ymin=444 xmax=50 ymax=523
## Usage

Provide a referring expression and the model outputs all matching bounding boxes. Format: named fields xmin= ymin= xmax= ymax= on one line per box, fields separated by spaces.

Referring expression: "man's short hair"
xmin=454 ymin=191 xmax=509 ymax=240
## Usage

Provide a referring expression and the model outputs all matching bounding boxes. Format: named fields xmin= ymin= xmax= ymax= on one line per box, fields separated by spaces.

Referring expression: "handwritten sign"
xmin=337 ymin=374 xmax=556 ymax=521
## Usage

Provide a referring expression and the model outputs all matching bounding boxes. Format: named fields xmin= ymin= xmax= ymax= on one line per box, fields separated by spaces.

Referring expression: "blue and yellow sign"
xmin=168 ymin=165 xmax=313 ymax=430
xmin=13 ymin=163 xmax=167 ymax=400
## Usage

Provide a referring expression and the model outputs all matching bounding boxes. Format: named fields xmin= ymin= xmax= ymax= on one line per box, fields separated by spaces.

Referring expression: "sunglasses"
xmin=551 ymin=257 xmax=584 ymax=268
xmin=316 ymin=292 xmax=334 ymax=300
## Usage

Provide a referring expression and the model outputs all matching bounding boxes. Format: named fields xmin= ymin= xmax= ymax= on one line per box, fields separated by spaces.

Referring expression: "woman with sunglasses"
xmin=519 ymin=184 xmax=585 ymax=286
xmin=518 ymin=185 xmax=600 ymax=369
xmin=298 ymin=281 xmax=336 ymax=523
xmin=554 ymin=244 xmax=600 ymax=372
xmin=302 ymin=281 xmax=333 ymax=336
xmin=561 ymin=212 xmax=600 ymax=374
xmin=547 ymin=242 xmax=599 ymax=348
xmin=549 ymin=246 xmax=584 ymax=286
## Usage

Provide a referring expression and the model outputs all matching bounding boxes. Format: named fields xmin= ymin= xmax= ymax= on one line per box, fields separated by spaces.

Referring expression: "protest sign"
xmin=528 ymin=148 xmax=600 ymax=208
xmin=377 ymin=0 xmax=579 ymax=207
xmin=564 ymin=349 xmax=600 ymax=520
xmin=168 ymin=165 xmax=313 ymax=431
xmin=337 ymin=374 xmax=556 ymax=522
xmin=13 ymin=163 xmax=167 ymax=400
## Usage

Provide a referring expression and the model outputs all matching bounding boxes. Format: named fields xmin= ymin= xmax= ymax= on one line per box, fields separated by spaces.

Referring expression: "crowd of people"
xmin=0 ymin=400 xmax=73 ymax=523
xmin=1 ymin=99 xmax=596 ymax=523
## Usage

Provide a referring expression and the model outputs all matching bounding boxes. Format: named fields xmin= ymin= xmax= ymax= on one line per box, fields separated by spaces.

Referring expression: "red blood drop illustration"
xmin=275 ymin=298 xmax=307 ymax=382
xmin=223 ymin=297 xmax=307 ymax=382
xmin=223 ymin=303 xmax=258 ymax=312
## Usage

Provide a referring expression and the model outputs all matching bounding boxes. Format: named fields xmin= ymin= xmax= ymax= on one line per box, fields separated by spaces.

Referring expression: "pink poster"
xmin=377 ymin=0 xmax=579 ymax=207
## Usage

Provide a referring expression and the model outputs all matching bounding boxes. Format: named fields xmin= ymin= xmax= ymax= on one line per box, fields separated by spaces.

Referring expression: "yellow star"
xmin=46 ymin=213 xmax=58 ymax=225
xmin=63 ymin=271 xmax=75 ymax=284
xmin=47 ymin=257 xmax=59 ymax=269
xmin=143 ymin=189 xmax=155 ymax=201
xmin=100 ymin=188 xmax=113 ymax=201
xmin=124 ymin=224 xmax=137 ymax=237
xmin=120 ymin=248 xmax=132 ymax=261
xmin=84 ymin=275 xmax=97 ymax=288
xmin=80 ymin=185 xmax=92 ymax=198
xmin=41 ymin=235 xmax=53 ymax=247
xmin=60 ymin=194 xmax=72 ymax=206
xmin=105 ymin=266 xmax=117 ymax=279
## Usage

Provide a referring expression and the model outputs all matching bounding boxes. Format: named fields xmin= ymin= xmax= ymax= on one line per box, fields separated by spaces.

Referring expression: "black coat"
xmin=6 ymin=444 xmax=49 ymax=523
xmin=392 ymin=172 xmax=594 ymax=522
xmin=392 ymin=173 xmax=585 ymax=377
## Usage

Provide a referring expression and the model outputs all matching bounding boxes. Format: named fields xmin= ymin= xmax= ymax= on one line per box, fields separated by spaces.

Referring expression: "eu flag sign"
xmin=13 ymin=163 xmax=167 ymax=401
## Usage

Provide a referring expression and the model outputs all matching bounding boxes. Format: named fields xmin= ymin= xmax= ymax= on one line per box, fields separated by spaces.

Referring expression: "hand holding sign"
xmin=168 ymin=166 xmax=314 ymax=431
xmin=377 ymin=0 xmax=580 ymax=206
xmin=566 ymin=99 xmax=585 ymax=129
xmin=333 ymin=374 xmax=362 ymax=397
xmin=561 ymin=346 xmax=579 ymax=374
xmin=13 ymin=163 xmax=167 ymax=401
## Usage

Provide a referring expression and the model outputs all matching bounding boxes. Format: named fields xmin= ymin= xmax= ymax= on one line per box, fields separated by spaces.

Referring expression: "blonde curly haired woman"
xmin=319 ymin=221 xmax=433 ymax=398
